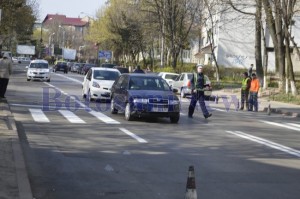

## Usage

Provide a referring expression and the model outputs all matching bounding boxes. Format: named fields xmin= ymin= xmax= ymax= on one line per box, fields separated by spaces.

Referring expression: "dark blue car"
xmin=110 ymin=74 xmax=180 ymax=123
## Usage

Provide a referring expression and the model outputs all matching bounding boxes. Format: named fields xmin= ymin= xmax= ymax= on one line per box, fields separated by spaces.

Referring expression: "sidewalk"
xmin=211 ymin=89 xmax=300 ymax=117
xmin=0 ymin=98 xmax=32 ymax=199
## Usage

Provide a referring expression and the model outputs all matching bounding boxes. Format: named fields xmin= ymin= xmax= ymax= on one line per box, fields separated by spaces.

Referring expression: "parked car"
xmin=26 ymin=59 xmax=51 ymax=82
xmin=171 ymin=72 xmax=193 ymax=98
xmin=12 ymin=57 xmax=18 ymax=64
xmin=110 ymin=73 xmax=180 ymax=123
xmin=18 ymin=57 xmax=31 ymax=64
xmin=54 ymin=61 xmax=68 ymax=73
xmin=67 ymin=62 xmax=74 ymax=71
xmin=158 ymin=72 xmax=179 ymax=86
xmin=76 ymin=63 xmax=85 ymax=74
xmin=113 ymin=66 xmax=129 ymax=74
xmin=81 ymin=64 xmax=96 ymax=75
xmin=82 ymin=68 xmax=121 ymax=102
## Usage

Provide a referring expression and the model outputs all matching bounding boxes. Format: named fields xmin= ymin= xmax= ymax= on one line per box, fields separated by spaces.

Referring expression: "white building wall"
xmin=216 ymin=4 xmax=257 ymax=69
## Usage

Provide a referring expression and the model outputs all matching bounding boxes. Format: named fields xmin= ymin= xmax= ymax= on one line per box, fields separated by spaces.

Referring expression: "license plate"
xmin=152 ymin=106 xmax=168 ymax=112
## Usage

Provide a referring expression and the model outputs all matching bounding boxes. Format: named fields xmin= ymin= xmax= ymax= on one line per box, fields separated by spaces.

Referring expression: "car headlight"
xmin=169 ymin=100 xmax=180 ymax=105
xmin=133 ymin=98 xmax=148 ymax=104
xmin=92 ymin=82 xmax=100 ymax=88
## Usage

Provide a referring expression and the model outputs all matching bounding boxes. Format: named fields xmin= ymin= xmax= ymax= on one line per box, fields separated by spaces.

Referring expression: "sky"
xmin=38 ymin=0 xmax=106 ymax=21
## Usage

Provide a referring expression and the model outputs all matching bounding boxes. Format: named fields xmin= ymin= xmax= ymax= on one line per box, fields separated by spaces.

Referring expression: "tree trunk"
xmin=255 ymin=0 xmax=264 ymax=86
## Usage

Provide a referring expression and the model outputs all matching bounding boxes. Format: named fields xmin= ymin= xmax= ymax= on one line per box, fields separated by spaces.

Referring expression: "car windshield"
xmin=29 ymin=63 xmax=48 ymax=69
xmin=129 ymin=76 xmax=170 ymax=91
xmin=165 ymin=74 xmax=179 ymax=80
xmin=93 ymin=70 xmax=119 ymax=80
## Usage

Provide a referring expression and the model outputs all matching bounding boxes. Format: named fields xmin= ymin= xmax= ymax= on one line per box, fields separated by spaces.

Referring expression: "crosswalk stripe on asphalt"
xmin=58 ymin=110 xmax=86 ymax=124
xmin=29 ymin=108 xmax=50 ymax=123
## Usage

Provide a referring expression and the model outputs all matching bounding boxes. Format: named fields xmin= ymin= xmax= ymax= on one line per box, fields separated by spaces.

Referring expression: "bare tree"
xmin=146 ymin=0 xmax=200 ymax=69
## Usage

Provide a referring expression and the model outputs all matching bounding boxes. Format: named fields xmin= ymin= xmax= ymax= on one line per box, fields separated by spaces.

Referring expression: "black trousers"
xmin=240 ymin=89 xmax=249 ymax=110
xmin=0 ymin=78 xmax=9 ymax=98
xmin=188 ymin=91 xmax=209 ymax=116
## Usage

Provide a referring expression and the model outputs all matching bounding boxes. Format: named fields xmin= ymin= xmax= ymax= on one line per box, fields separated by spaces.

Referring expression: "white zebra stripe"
xmin=58 ymin=110 xmax=86 ymax=124
xmin=29 ymin=108 xmax=50 ymax=123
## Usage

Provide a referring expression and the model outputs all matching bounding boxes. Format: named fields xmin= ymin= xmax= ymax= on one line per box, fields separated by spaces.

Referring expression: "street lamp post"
xmin=48 ymin=33 xmax=55 ymax=56
xmin=59 ymin=25 xmax=65 ymax=48
xmin=39 ymin=23 xmax=43 ymax=58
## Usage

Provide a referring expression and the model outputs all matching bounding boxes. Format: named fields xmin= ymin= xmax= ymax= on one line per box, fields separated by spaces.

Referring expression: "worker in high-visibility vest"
xmin=188 ymin=64 xmax=212 ymax=119
xmin=249 ymin=73 xmax=260 ymax=112
xmin=240 ymin=72 xmax=251 ymax=110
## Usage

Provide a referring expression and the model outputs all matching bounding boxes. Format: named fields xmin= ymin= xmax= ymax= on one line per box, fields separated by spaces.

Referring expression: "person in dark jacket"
xmin=240 ymin=72 xmax=251 ymax=110
xmin=188 ymin=64 xmax=212 ymax=119
xmin=133 ymin=65 xmax=145 ymax=73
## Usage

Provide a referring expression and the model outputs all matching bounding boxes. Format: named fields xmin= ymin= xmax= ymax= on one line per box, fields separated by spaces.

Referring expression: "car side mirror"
xmin=172 ymin=88 xmax=178 ymax=93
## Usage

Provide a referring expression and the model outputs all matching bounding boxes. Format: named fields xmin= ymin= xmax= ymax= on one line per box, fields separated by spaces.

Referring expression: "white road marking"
xmin=119 ymin=128 xmax=148 ymax=143
xmin=10 ymin=103 xmax=87 ymax=110
xmin=89 ymin=111 xmax=120 ymax=124
xmin=29 ymin=108 xmax=50 ymax=123
xmin=212 ymin=108 xmax=227 ymax=112
xmin=226 ymin=131 xmax=300 ymax=158
xmin=44 ymin=82 xmax=120 ymax=124
xmin=261 ymin=120 xmax=300 ymax=132
xmin=287 ymin=123 xmax=300 ymax=128
xmin=58 ymin=110 xmax=86 ymax=124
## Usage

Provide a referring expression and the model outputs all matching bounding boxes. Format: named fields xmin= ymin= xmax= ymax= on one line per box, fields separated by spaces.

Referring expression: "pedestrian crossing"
xmin=28 ymin=108 xmax=120 ymax=124
xmin=25 ymin=109 xmax=300 ymax=129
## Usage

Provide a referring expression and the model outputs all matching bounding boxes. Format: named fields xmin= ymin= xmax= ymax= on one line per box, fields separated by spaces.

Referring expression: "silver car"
xmin=26 ymin=60 xmax=51 ymax=82
xmin=171 ymin=72 xmax=193 ymax=98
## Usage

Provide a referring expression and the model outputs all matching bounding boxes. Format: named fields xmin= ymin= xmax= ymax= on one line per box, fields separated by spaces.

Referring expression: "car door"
xmin=118 ymin=76 xmax=129 ymax=110
xmin=83 ymin=69 xmax=92 ymax=95
xmin=112 ymin=75 xmax=125 ymax=110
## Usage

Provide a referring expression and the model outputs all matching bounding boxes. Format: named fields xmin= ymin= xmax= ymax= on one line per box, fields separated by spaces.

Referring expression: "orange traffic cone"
xmin=184 ymin=166 xmax=197 ymax=199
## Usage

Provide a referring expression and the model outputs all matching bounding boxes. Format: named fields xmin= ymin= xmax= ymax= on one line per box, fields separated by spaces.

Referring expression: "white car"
xmin=170 ymin=72 xmax=193 ymax=98
xmin=158 ymin=72 xmax=179 ymax=86
xmin=82 ymin=67 xmax=121 ymax=101
xmin=26 ymin=60 xmax=51 ymax=82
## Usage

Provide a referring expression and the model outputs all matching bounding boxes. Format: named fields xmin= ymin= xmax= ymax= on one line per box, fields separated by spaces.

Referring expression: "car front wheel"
xmin=170 ymin=113 xmax=180 ymax=123
xmin=125 ymin=103 xmax=133 ymax=121
xmin=110 ymin=98 xmax=118 ymax=114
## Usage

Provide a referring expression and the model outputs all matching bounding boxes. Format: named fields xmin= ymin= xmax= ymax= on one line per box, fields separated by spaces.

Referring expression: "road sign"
xmin=98 ymin=50 xmax=112 ymax=59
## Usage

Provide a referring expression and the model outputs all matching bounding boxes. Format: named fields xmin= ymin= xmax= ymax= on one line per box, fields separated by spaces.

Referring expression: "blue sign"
xmin=98 ymin=50 xmax=112 ymax=59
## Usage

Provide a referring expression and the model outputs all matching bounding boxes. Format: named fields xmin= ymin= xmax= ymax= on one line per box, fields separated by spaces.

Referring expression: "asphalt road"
xmin=7 ymin=63 xmax=300 ymax=199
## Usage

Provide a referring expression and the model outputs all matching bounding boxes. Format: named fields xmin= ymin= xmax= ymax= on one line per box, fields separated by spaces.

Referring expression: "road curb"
xmin=263 ymin=107 xmax=300 ymax=117
xmin=3 ymin=101 xmax=33 ymax=199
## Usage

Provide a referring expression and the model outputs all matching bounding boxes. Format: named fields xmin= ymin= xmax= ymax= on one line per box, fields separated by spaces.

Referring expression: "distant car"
xmin=113 ymin=66 xmax=129 ymax=74
xmin=54 ymin=61 xmax=68 ymax=73
xmin=82 ymin=67 xmax=121 ymax=102
xmin=18 ymin=57 xmax=31 ymax=64
xmin=12 ymin=57 xmax=18 ymax=64
xmin=71 ymin=63 xmax=84 ymax=72
xmin=101 ymin=63 xmax=117 ymax=68
xmin=26 ymin=59 xmax=51 ymax=82
xmin=110 ymin=73 xmax=180 ymax=123
xmin=81 ymin=63 xmax=96 ymax=75
xmin=158 ymin=72 xmax=179 ymax=86
xmin=171 ymin=72 xmax=193 ymax=98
